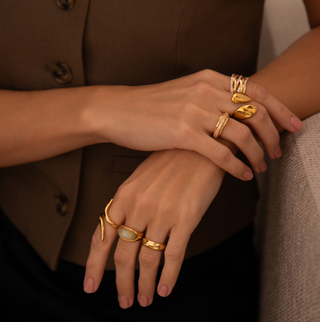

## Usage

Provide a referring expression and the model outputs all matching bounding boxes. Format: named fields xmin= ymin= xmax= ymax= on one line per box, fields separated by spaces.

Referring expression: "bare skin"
xmin=84 ymin=0 xmax=320 ymax=309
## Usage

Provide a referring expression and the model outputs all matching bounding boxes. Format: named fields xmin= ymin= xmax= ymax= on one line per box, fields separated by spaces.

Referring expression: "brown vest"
xmin=0 ymin=0 xmax=264 ymax=270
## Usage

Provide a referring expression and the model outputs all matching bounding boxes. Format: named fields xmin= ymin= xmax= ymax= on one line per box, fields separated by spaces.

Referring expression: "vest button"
xmin=52 ymin=63 xmax=73 ymax=84
xmin=56 ymin=0 xmax=75 ymax=10
xmin=55 ymin=194 xmax=69 ymax=216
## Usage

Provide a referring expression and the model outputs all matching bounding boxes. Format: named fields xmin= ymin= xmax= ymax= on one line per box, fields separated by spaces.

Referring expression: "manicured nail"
xmin=243 ymin=171 xmax=253 ymax=181
xmin=119 ymin=296 xmax=130 ymax=309
xmin=291 ymin=116 xmax=303 ymax=131
xmin=139 ymin=294 xmax=149 ymax=307
xmin=259 ymin=161 xmax=267 ymax=172
xmin=84 ymin=278 xmax=95 ymax=293
xmin=274 ymin=146 xmax=282 ymax=158
xmin=158 ymin=285 xmax=169 ymax=297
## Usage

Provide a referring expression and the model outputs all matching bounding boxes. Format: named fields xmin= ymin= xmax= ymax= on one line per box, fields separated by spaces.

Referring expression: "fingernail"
xmin=139 ymin=294 xmax=149 ymax=307
xmin=159 ymin=285 xmax=169 ymax=297
xmin=274 ymin=146 xmax=282 ymax=158
xmin=259 ymin=161 xmax=267 ymax=172
xmin=243 ymin=171 xmax=253 ymax=181
xmin=291 ymin=116 xmax=303 ymax=131
xmin=84 ymin=278 xmax=95 ymax=293
xmin=119 ymin=296 xmax=130 ymax=309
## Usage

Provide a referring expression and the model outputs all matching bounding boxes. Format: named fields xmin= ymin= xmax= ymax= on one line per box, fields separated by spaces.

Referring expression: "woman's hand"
xmin=90 ymin=69 xmax=303 ymax=180
xmin=84 ymin=148 xmax=227 ymax=308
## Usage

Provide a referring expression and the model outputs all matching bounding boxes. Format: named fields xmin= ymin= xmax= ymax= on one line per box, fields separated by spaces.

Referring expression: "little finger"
xmin=157 ymin=226 xmax=190 ymax=297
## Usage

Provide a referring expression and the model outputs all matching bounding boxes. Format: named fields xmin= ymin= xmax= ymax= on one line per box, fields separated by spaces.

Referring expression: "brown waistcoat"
xmin=0 ymin=0 xmax=264 ymax=270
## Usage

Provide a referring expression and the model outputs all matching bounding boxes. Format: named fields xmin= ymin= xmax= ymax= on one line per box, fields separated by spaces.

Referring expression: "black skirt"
xmin=0 ymin=209 xmax=259 ymax=322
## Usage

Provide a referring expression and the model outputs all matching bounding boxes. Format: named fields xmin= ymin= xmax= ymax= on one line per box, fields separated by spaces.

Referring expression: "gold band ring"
xmin=142 ymin=238 xmax=166 ymax=251
xmin=104 ymin=198 xmax=144 ymax=242
xmin=230 ymin=74 xmax=249 ymax=94
xmin=233 ymin=105 xmax=258 ymax=120
xmin=213 ymin=112 xmax=230 ymax=138
xmin=98 ymin=214 xmax=105 ymax=242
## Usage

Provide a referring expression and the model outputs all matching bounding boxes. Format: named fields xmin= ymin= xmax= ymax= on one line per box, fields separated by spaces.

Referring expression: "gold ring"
xmin=104 ymin=199 xmax=144 ymax=242
xmin=233 ymin=105 xmax=258 ymax=120
xmin=118 ymin=225 xmax=144 ymax=242
xmin=98 ymin=214 xmax=105 ymax=242
xmin=213 ymin=112 xmax=230 ymax=138
xmin=231 ymin=92 xmax=252 ymax=104
xmin=230 ymin=74 xmax=249 ymax=94
xmin=142 ymin=238 xmax=166 ymax=251
xmin=104 ymin=199 xmax=119 ymax=229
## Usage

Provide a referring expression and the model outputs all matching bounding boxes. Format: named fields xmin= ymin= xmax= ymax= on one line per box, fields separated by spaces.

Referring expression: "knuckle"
xmin=198 ymin=69 xmax=214 ymax=79
xmin=114 ymin=249 xmax=130 ymax=266
xmin=91 ymin=231 xmax=103 ymax=249
xmin=139 ymin=251 xmax=157 ymax=268
xmin=213 ymin=145 xmax=230 ymax=163
xmin=250 ymin=83 xmax=268 ymax=101
xmin=165 ymin=247 xmax=184 ymax=262
xmin=192 ymin=80 xmax=212 ymax=95
xmin=254 ymin=107 xmax=268 ymax=123
xmin=235 ymin=124 xmax=251 ymax=142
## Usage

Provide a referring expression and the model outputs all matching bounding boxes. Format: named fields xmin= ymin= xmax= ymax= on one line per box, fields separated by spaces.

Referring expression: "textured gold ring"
xmin=142 ymin=238 xmax=166 ymax=251
xmin=213 ymin=112 xmax=230 ymax=138
xmin=233 ymin=105 xmax=258 ymax=120
xmin=104 ymin=198 xmax=144 ymax=242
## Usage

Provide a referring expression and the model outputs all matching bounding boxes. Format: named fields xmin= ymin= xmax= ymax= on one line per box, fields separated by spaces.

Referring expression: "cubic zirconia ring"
xmin=213 ymin=112 xmax=230 ymax=138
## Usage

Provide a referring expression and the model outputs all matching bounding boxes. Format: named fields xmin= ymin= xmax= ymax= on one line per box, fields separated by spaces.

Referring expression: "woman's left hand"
xmin=84 ymin=148 xmax=226 ymax=308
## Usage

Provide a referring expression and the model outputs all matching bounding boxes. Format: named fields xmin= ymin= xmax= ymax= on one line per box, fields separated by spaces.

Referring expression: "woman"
xmin=0 ymin=0 xmax=319 ymax=321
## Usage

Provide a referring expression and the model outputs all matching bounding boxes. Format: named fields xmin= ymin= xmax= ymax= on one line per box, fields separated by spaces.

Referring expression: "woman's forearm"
xmin=251 ymin=26 xmax=320 ymax=127
xmin=0 ymin=86 xmax=102 ymax=167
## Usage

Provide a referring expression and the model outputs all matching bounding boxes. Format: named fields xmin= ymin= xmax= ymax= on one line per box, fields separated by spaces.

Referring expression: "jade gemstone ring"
xmin=118 ymin=225 xmax=144 ymax=242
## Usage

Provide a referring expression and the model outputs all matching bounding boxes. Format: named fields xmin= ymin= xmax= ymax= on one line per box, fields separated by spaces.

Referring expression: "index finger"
xmin=84 ymin=207 xmax=122 ymax=293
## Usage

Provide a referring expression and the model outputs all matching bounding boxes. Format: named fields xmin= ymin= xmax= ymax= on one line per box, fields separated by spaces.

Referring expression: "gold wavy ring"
xmin=98 ymin=214 xmax=105 ymax=242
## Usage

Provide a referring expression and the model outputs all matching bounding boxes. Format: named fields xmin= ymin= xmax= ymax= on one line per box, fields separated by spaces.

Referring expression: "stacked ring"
xmin=213 ymin=112 xmax=230 ymax=138
xmin=142 ymin=238 xmax=166 ymax=251
xmin=230 ymin=74 xmax=249 ymax=94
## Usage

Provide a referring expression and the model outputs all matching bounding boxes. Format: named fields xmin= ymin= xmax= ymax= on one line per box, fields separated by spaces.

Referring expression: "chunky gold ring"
xmin=98 ymin=214 xmax=105 ymax=242
xmin=233 ymin=105 xmax=258 ymax=120
xmin=104 ymin=199 xmax=144 ymax=242
xmin=142 ymin=238 xmax=166 ymax=251
xmin=230 ymin=74 xmax=249 ymax=94
xmin=231 ymin=92 xmax=252 ymax=104
xmin=213 ymin=112 xmax=230 ymax=138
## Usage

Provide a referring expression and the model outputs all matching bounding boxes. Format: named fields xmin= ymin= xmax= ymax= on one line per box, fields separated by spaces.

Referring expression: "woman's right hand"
xmin=90 ymin=69 xmax=303 ymax=181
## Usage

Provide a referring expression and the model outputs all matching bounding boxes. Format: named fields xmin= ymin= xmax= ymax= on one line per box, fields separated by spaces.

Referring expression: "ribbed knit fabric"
xmin=256 ymin=112 xmax=320 ymax=322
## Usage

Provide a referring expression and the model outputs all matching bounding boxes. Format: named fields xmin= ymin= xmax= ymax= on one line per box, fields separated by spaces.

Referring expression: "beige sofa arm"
xmin=256 ymin=112 xmax=320 ymax=322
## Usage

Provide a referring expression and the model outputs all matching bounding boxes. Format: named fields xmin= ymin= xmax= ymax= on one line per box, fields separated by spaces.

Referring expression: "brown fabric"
xmin=0 ymin=0 xmax=264 ymax=270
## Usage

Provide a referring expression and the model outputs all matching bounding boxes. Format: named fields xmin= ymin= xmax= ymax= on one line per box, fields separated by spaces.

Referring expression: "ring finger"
xmin=138 ymin=224 xmax=168 ymax=307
